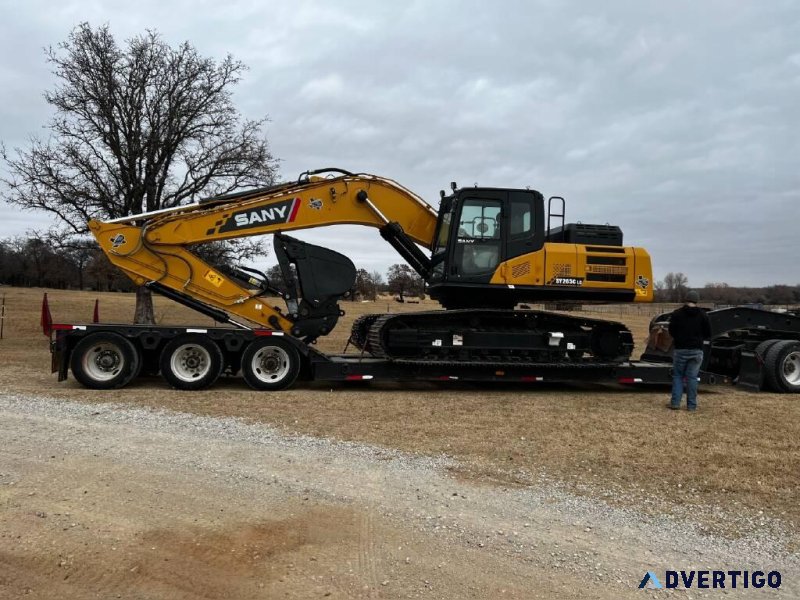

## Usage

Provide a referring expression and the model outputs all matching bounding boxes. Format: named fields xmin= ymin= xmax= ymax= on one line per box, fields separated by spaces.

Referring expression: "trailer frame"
xmin=49 ymin=321 xmax=727 ymax=390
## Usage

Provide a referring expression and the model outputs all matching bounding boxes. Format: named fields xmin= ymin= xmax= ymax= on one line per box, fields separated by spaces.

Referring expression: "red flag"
xmin=41 ymin=293 xmax=53 ymax=336
xmin=93 ymin=299 xmax=100 ymax=323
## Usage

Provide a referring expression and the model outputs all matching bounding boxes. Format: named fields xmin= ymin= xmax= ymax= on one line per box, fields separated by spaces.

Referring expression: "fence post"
xmin=0 ymin=294 xmax=5 ymax=340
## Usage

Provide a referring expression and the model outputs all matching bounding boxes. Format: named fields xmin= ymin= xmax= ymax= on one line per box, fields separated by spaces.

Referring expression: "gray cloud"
xmin=1 ymin=0 xmax=798 ymax=286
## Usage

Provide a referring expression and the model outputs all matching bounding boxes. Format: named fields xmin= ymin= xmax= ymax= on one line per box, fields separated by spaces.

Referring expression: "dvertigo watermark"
xmin=639 ymin=570 xmax=782 ymax=590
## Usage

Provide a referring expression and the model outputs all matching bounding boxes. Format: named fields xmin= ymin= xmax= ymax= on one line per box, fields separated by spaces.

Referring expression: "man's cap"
xmin=686 ymin=290 xmax=700 ymax=303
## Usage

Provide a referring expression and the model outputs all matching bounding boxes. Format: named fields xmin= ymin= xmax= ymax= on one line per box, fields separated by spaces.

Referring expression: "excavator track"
xmin=349 ymin=313 xmax=382 ymax=354
xmin=350 ymin=309 xmax=634 ymax=367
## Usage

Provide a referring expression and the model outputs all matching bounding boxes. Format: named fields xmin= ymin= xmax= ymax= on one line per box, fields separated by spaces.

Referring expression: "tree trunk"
xmin=134 ymin=285 xmax=155 ymax=324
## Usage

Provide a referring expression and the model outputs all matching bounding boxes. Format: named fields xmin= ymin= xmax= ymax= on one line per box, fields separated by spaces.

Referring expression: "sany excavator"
xmin=52 ymin=168 xmax=655 ymax=391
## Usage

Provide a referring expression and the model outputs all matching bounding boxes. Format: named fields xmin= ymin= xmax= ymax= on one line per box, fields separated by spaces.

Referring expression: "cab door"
xmin=450 ymin=192 xmax=505 ymax=283
xmin=504 ymin=190 xmax=544 ymax=260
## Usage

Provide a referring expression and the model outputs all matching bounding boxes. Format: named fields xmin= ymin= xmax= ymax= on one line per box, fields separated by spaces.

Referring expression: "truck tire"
xmin=755 ymin=339 xmax=781 ymax=361
xmin=764 ymin=340 xmax=800 ymax=393
xmin=240 ymin=337 xmax=301 ymax=391
xmin=753 ymin=339 xmax=781 ymax=390
xmin=160 ymin=335 xmax=223 ymax=391
xmin=70 ymin=332 xmax=141 ymax=390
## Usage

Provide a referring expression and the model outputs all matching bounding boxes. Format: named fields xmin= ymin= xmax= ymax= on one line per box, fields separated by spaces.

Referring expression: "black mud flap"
xmin=735 ymin=349 xmax=763 ymax=392
xmin=51 ymin=340 xmax=69 ymax=381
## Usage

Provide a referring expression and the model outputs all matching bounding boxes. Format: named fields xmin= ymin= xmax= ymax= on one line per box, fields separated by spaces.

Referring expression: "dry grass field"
xmin=1 ymin=285 xmax=798 ymax=536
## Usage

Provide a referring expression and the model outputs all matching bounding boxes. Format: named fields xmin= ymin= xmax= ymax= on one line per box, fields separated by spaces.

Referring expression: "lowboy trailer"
xmin=48 ymin=319 xmax=725 ymax=391
xmin=47 ymin=305 xmax=800 ymax=393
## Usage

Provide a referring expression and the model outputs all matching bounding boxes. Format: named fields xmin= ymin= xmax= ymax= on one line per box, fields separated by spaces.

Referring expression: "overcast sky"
xmin=1 ymin=0 xmax=798 ymax=286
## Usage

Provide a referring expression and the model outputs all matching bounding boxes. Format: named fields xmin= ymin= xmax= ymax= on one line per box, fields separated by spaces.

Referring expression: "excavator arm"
xmin=89 ymin=170 xmax=438 ymax=339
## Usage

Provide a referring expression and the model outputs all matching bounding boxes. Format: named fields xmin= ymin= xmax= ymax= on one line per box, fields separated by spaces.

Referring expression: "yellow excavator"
xmin=80 ymin=168 xmax=653 ymax=389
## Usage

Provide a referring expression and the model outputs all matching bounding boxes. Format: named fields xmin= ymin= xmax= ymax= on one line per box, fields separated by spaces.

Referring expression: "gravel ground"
xmin=1 ymin=391 xmax=797 ymax=599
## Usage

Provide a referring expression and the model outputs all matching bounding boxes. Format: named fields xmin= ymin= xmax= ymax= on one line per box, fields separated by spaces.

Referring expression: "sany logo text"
xmin=216 ymin=197 xmax=300 ymax=234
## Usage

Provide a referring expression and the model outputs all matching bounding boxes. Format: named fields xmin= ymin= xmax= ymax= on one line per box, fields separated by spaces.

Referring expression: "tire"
xmin=755 ymin=339 xmax=781 ymax=361
xmin=764 ymin=340 xmax=800 ymax=393
xmin=240 ymin=337 xmax=301 ymax=391
xmin=159 ymin=335 xmax=223 ymax=391
xmin=754 ymin=339 xmax=781 ymax=391
xmin=70 ymin=332 xmax=141 ymax=390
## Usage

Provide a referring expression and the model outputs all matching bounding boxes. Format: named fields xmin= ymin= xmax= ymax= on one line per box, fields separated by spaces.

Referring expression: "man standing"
xmin=668 ymin=290 xmax=712 ymax=411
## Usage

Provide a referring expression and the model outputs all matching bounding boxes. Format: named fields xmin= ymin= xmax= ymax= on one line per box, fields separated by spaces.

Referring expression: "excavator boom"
xmin=90 ymin=170 xmax=438 ymax=339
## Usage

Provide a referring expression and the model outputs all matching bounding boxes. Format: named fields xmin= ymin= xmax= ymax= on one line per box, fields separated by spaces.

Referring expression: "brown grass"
xmin=1 ymin=286 xmax=798 ymax=533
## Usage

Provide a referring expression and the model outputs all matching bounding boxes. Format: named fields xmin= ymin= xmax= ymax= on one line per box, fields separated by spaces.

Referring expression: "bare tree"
xmin=387 ymin=264 xmax=424 ymax=301
xmin=353 ymin=268 xmax=378 ymax=301
xmin=370 ymin=270 xmax=385 ymax=294
xmin=653 ymin=279 xmax=666 ymax=302
xmin=703 ymin=282 xmax=736 ymax=305
xmin=662 ymin=272 xmax=689 ymax=303
xmin=1 ymin=23 xmax=277 ymax=322
xmin=85 ymin=252 xmax=134 ymax=292
xmin=764 ymin=285 xmax=794 ymax=306
xmin=63 ymin=243 xmax=97 ymax=291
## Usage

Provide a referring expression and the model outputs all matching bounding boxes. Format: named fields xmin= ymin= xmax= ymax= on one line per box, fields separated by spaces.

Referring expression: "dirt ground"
xmin=1 ymin=286 xmax=799 ymax=597
xmin=2 ymin=394 xmax=797 ymax=600
xmin=1 ymin=397 xmax=574 ymax=600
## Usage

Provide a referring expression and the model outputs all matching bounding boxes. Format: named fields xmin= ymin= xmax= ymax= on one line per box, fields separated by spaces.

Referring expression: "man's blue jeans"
xmin=671 ymin=349 xmax=704 ymax=409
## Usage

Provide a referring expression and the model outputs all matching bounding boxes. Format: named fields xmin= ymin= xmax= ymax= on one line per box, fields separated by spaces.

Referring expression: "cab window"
xmin=509 ymin=198 xmax=533 ymax=238
xmin=459 ymin=199 xmax=501 ymax=239
xmin=434 ymin=211 xmax=451 ymax=253
xmin=455 ymin=197 xmax=502 ymax=277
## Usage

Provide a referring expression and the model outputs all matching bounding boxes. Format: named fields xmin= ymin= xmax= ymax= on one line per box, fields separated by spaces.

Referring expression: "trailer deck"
xmin=50 ymin=321 xmax=728 ymax=390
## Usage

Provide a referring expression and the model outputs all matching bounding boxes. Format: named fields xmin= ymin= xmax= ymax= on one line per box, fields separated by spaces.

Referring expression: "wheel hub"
xmin=82 ymin=342 xmax=127 ymax=383
xmin=95 ymin=350 xmax=120 ymax=371
xmin=261 ymin=355 xmax=280 ymax=372
xmin=181 ymin=353 xmax=203 ymax=370
xmin=783 ymin=351 xmax=800 ymax=385
xmin=175 ymin=347 xmax=208 ymax=377
xmin=251 ymin=346 xmax=291 ymax=383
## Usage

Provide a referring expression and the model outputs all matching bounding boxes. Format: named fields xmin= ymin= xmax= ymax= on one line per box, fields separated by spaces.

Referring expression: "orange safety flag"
xmin=41 ymin=293 xmax=53 ymax=336
xmin=93 ymin=299 xmax=100 ymax=323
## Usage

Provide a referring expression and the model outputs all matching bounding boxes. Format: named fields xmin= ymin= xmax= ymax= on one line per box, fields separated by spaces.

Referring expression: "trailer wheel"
xmin=241 ymin=337 xmax=301 ymax=391
xmin=70 ymin=332 xmax=140 ymax=390
xmin=764 ymin=340 xmax=800 ymax=393
xmin=755 ymin=339 xmax=781 ymax=361
xmin=753 ymin=340 xmax=781 ymax=391
xmin=160 ymin=335 xmax=223 ymax=390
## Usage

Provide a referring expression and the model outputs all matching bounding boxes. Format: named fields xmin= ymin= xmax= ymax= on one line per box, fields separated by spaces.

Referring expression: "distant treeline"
xmin=0 ymin=236 xmax=133 ymax=291
xmin=692 ymin=283 xmax=800 ymax=306
xmin=652 ymin=272 xmax=800 ymax=306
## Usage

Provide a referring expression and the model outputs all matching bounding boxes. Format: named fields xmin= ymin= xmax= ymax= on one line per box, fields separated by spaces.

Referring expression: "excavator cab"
xmin=425 ymin=184 xmax=646 ymax=309
xmin=431 ymin=188 xmax=545 ymax=281
xmin=428 ymin=187 xmax=546 ymax=308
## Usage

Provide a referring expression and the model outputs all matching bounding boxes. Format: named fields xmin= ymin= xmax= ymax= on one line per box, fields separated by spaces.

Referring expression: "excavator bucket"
xmin=273 ymin=233 xmax=357 ymax=339
xmin=273 ymin=233 xmax=356 ymax=303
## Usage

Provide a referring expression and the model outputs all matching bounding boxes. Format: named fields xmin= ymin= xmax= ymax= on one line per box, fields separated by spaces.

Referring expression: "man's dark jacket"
xmin=668 ymin=305 xmax=712 ymax=350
